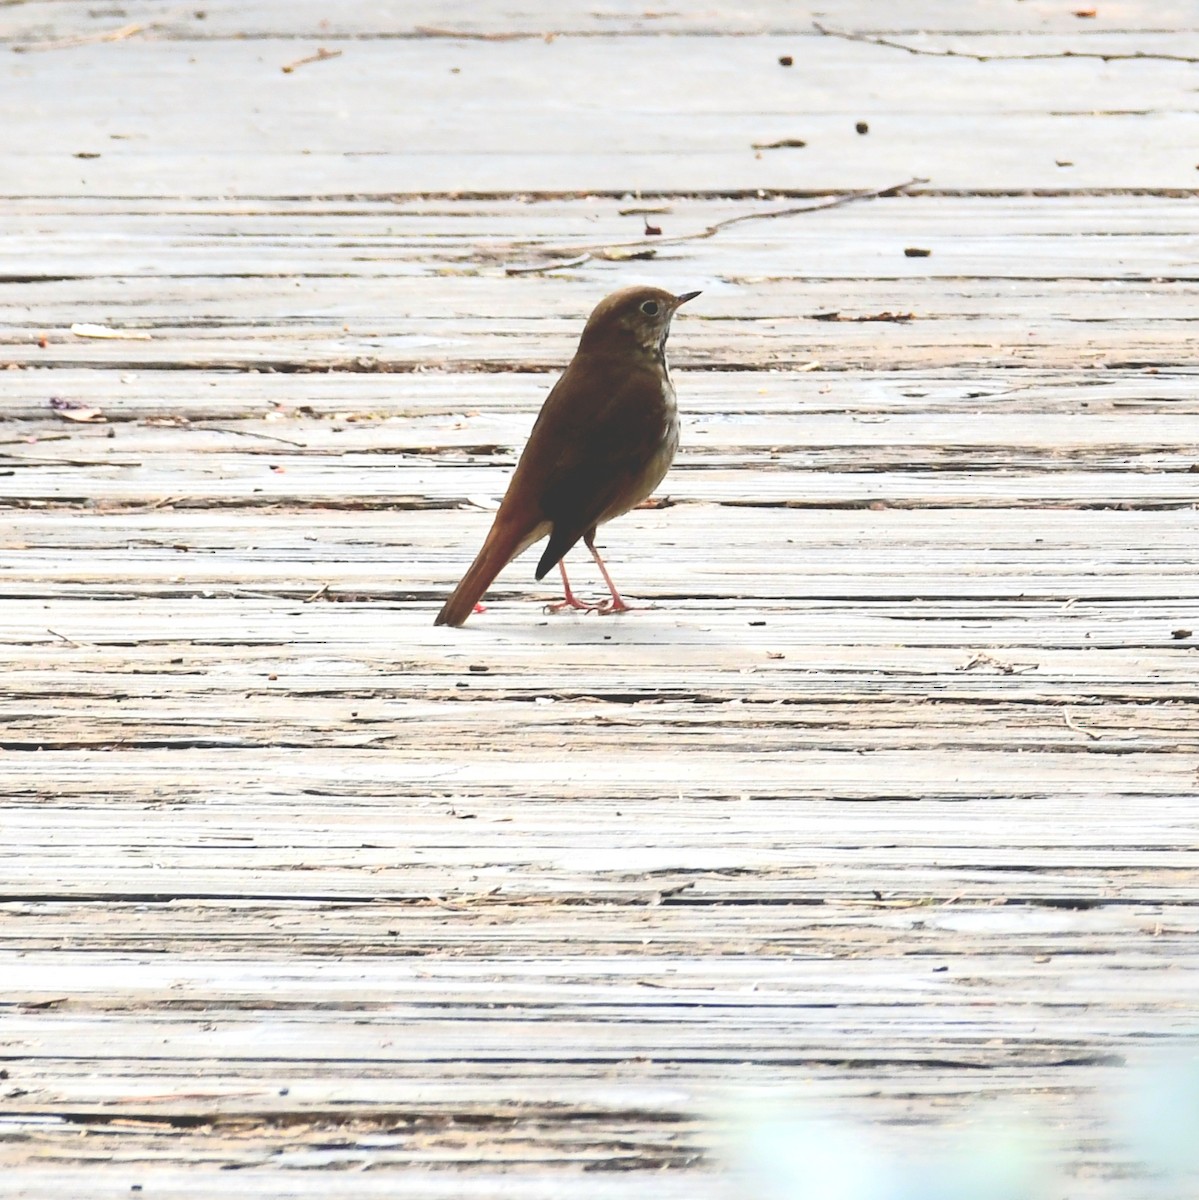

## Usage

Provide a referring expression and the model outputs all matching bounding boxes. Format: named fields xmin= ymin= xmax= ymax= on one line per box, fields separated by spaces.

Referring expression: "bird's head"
xmin=577 ymin=286 xmax=701 ymax=359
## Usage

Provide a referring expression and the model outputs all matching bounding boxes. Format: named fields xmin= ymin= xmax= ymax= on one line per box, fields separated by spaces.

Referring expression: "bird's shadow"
xmin=437 ymin=603 xmax=730 ymax=649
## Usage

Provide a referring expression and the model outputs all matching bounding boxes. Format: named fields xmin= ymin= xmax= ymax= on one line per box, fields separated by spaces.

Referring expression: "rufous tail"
xmin=435 ymin=519 xmax=530 ymax=627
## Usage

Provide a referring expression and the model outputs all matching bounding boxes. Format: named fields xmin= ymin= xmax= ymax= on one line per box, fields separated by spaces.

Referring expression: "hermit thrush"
xmin=434 ymin=286 xmax=700 ymax=626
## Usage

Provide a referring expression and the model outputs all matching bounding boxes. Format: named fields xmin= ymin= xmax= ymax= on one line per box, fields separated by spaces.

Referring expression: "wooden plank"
xmin=3 ymin=194 xmax=1196 ymax=280
xmin=3 ymin=3 xmax=1198 ymax=1195
xmin=3 ymin=39 xmax=1198 ymax=193
xmin=10 ymin=411 xmax=1199 ymax=456
xmin=0 ymin=1171 xmax=722 ymax=1199
xmin=5 ymin=461 xmax=1197 ymax=508
xmin=4 ymin=0 xmax=1198 ymax=38
xmin=2 ymin=195 xmax=1195 ymax=378
xmin=4 ymin=367 xmax=1197 ymax=421
xmin=1 ymin=304 xmax=1194 ymax=371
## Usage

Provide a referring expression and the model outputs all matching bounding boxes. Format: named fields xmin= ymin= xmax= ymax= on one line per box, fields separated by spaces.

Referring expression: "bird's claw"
xmin=545 ymin=596 xmax=599 ymax=614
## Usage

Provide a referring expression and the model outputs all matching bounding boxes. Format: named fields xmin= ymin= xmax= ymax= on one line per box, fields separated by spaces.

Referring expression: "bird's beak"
xmin=673 ymin=290 xmax=702 ymax=307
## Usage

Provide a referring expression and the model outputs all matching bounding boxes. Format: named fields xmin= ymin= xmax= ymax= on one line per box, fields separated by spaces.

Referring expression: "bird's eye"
xmin=639 ymin=300 xmax=660 ymax=316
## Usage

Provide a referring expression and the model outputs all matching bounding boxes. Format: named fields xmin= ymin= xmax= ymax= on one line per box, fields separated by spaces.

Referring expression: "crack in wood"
xmin=812 ymin=20 xmax=1199 ymax=63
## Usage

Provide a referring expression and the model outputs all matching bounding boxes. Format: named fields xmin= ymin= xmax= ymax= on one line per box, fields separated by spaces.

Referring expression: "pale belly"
xmin=597 ymin=377 xmax=679 ymax=526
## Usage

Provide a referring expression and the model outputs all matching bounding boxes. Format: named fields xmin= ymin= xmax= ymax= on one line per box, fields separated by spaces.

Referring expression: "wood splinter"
xmin=282 ymin=48 xmax=343 ymax=74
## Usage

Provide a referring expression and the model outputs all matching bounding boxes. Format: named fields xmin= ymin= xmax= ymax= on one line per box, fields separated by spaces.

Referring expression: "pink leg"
xmin=585 ymin=533 xmax=632 ymax=614
xmin=546 ymin=559 xmax=600 ymax=613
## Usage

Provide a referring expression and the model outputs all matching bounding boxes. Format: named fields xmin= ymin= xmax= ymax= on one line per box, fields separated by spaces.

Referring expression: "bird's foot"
xmin=596 ymin=597 xmax=633 ymax=615
xmin=545 ymin=595 xmax=600 ymax=614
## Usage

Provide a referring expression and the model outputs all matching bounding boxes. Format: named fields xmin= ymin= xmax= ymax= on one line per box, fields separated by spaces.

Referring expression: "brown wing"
xmin=503 ymin=351 xmax=668 ymax=579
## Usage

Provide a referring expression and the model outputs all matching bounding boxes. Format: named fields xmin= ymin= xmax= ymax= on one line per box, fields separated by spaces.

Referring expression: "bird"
xmin=434 ymin=285 xmax=700 ymax=627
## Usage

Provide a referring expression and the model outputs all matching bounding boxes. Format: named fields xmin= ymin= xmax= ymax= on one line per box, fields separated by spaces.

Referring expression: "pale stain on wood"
xmin=1 ymin=2 xmax=1198 ymax=1197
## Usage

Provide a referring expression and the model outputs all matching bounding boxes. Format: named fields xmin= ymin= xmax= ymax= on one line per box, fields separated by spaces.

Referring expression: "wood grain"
xmin=2 ymin=27 xmax=1198 ymax=192
xmin=2 ymin=1 xmax=1198 ymax=1196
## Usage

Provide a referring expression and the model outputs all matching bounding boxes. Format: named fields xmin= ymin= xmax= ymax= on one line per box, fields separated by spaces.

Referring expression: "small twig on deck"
xmin=304 ymin=583 xmax=331 ymax=603
xmin=281 ymin=47 xmax=343 ymax=74
xmin=13 ymin=22 xmax=146 ymax=53
xmin=650 ymin=882 xmax=696 ymax=906
xmin=3 ymin=454 xmax=141 ymax=467
xmin=223 ymin=587 xmax=285 ymax=600
xmin=502 ymin=177 xmax=926 ymax=269
xmin=0 ymin=434 xmax=71 ymax=448
xmin=505 ymin=253 xmax=594 ymax=276
xmin=413 ymin=27 xmax=532 ymax=42
xmin=1063 ymin=710 xmax=1104 ymax=741
xmin=666 ymin=176 xmax=928 ymax=242
xmin=205 ymin=426 xmax=308 ymax=448
xmin=46 ymin=628 xmax=95 ymax=648
xmin=958 ymin=652 xmax=1038 ymax=675
xmin=812 ymin=20 xmax=1199 ymax=64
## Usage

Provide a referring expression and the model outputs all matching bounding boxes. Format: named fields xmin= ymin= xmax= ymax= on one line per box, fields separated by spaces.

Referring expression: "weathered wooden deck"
xmin=2 ymin=2 xmax=1198 ymax=1196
